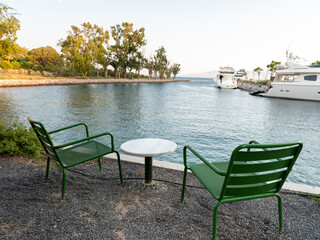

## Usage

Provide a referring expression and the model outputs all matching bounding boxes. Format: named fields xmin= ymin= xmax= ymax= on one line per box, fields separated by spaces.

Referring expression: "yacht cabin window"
xmin=304 ymin=75 xmax=317 ymax=81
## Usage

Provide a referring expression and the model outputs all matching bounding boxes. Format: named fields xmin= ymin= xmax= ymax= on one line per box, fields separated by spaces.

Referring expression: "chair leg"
xmin=61 ymin=168 xmax=66 ymax=200
xmin=115 ymin=151 xmax=123 ymax=184
xmin=98 ymin=157 xmax=102 ymax=171
xmin=45 ymin=157 xmax=50 ymax=180
xmin=181 ymin=167 xmax=188 ymax=202
xmin=212 ymin=202 xmax=221 ymax=240
xmin=276 ymin=194 xmax=283 ymax=232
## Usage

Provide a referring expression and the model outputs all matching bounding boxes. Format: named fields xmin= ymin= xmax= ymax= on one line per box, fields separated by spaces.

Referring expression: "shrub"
xmin=32 ymin=64 xmax=44 ymax=72
xmin=43 ymin=66 xmax=54 ymax=72
xmin=20 ymin=61 xmax=32 ymax=69
xmin=11 ymin=61 xmax=21 ymax=69
xmin=0 ymin=60 xmax=13 ymax=69
xmin=0 ymin=123 xmax=42 ymax=158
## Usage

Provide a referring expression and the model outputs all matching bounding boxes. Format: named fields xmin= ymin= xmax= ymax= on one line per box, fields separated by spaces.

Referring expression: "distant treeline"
xmin=0 ymin=4 xmax=180 ymax=79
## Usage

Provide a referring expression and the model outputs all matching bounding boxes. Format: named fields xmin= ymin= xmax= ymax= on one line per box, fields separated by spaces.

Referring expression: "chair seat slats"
xmin=58 ymin=141 xmax=112 ymax=167
xmin=232 ymin=158 xmax=292 ymax=173
xmin=228 ymin=170 xmax=286 ymax=185
xmin=225 ymin=181 xmax=281 ymax=197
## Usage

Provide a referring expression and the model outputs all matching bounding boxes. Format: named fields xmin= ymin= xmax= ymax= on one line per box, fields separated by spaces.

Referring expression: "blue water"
xmin=0 ymin=78 xmax=319 ymax=187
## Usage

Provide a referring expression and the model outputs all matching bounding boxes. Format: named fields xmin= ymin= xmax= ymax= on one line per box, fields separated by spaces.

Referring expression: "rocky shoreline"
xmin=0 ymin=78 xmax=189 ymax=88
xmin=237 ymin=80 xmax=269 ymax=92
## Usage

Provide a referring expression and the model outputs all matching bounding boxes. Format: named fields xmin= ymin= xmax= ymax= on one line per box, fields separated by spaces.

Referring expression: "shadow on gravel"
xmin=0 ymin=157 xmax=319 ymax=239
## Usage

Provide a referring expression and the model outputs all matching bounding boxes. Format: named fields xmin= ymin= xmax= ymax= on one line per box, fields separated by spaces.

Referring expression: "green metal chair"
xmin=28 ymin=117 xmax=123 ymax=200
xmin=181 ymin=140 xmax=303 ymax=240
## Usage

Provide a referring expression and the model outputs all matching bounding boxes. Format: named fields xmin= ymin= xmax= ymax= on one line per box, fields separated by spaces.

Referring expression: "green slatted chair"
xmin=181 ymin=140 xmax=303 ymax=240
xmin=28 ymin=117 xmax=123 ymax=200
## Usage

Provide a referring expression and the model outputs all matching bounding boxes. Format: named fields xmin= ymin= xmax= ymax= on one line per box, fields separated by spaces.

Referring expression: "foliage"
xmin=165 ymin=61 xmax=173 ymax=79
xmin=0 ymin=123 xmax=42 ymax=158
xmin=0 ymin=60 xmax=12 ymax=69
xmin=10 ymin=60 xmax=20 ymax=69
xmin=254 ymin=67 xmax=263 ymax=80
xmin=239 ymin=68 xmax=247 ymax=77
xmin=0 ymin=10 xmax=181 ymax=79
xmin=153 ymin=46 xmax=168 ymax=79
xmin=110 ymin=22 xmax=146 ymax=78
xmin=311 ymin=60 xmax=320 ymax=65
xmin=128 ymin=51 xmax=146 ymax=78
xmin=171 ymin=63 xmax=181 ymax=79
xmin=20 ymin=60 xmax=32 ymax=69
xmin=13 ymin=44 xmax=28 ymax=57
xmin=28 ymin=46 xmax=61 ymax=67
xmin=267 ymin=60 xmax=281 ymax=78
xmin=59 ymin=22 xmax=108 ymax=76
xmin=95 ymin=26 xmax=111 ymax=78
xmin=32 ymin=64 xmax=43 ymax=72
xmin=0 ymin=60 xmax=20 ymax=69
xmin=43 ymin=66 xmax=54 ymax=72
xmin=146 ymin=58 xmax=154 ymax=79
xmin=0 ymin=4 xmax=20 ymax=59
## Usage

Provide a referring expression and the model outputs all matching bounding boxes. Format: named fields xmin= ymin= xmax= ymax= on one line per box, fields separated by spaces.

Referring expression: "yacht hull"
xmin=259 ymin=82 xmax=320 ymax=101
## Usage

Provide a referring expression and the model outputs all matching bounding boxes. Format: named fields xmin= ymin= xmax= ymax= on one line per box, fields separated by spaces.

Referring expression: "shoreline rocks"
xmin=0 ymin=78 xmax=189 ymax=88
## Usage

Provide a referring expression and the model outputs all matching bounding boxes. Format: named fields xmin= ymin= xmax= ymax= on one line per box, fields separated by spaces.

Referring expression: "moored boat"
xmin=215 ymin=67 xmax=237 ymax=89
xmin=257 ymin=61 xmax=320 ymax=101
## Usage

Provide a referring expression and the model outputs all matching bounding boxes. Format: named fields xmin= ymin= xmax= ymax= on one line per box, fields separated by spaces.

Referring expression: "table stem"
xmin=145 ymin=156 xmax=153 ymax=184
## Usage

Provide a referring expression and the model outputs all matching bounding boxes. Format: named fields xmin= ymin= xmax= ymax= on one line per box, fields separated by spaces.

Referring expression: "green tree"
xmin=94 ymin=27 xmax=110 ymax=78
xmin=153 ymin=46 xmax=168 ymax=79
xmin=0 ymin=4 xmax=20 ymax=60
xmin=129 ymin=51 xmax=146 ymax=79
xmin=254 ymin=67 xmax=263 ymax=81
xmin=59 ymin=22 xmax=108 ymax=76
xmin=28 ymin=46 xmax=61 ymax=67
xmin=110 ymin=22 xmax=146 ymax=78
xmin=311 ymin=60 xmax=320 ymax=65
xmin=165 ymin=61 xmax=173 ymax=79
xmin=266 ymin=60 xmax=281 ymax=80
xmin=171 ymin=63 xmax=181 ymax=79
xmin=146 ymin=58 xmax=154 ymax=79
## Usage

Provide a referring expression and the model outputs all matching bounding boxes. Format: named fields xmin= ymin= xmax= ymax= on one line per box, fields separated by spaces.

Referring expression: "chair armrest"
xmin=48 ymin=123 xmax=89 ymax=138
xmin=53 ymin=132 xmax=115 ymax=151
xmin=184 ymin=145 xmax=227 ymax=176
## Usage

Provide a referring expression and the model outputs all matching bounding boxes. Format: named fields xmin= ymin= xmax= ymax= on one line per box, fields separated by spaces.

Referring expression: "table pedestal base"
xmin=145 ymin=156 xmax=153 ymax=184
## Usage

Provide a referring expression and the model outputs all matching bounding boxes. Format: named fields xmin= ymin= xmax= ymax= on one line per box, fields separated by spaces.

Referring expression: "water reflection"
xmin=0 ymin=89 xmax=20 ymax=124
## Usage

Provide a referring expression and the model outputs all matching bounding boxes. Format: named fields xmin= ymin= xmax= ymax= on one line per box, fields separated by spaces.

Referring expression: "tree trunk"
xmin=104 ymin=67 xmax=108 ymax=78
xmin=114 ymin=69 xmax=118 ymax=79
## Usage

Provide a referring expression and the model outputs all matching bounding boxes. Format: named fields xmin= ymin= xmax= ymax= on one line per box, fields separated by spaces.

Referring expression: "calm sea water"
xmin=0 ymin=78 xmax=319 ymax=187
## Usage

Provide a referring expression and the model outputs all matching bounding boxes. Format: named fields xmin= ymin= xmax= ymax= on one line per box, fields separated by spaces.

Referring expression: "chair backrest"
xmin=27 ymin=117 xmax=61 ymax=165
xmin=220 ymin=142 xmax=303 ymax=200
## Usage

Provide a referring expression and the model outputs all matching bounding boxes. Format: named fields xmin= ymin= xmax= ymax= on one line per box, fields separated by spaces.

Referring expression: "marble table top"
xmin=120 ymin=138 xmax=177 ymax=157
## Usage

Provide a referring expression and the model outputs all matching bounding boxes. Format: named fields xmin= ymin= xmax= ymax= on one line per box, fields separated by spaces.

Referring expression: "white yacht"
xmin=257 ymin=61 xmax=320 ymax=101
xmin=215 ymin=67 xmax=237 ymax=89
xmin=233 ymin=70 xmax=245 ymax=81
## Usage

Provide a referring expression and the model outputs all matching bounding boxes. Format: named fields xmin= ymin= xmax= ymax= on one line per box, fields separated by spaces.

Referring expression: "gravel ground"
xmin=0 ymin=156 xmax=319 ymax=240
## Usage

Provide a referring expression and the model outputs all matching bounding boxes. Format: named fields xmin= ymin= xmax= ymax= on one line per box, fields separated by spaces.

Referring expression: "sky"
xmin=7 ymin=0 xmax=320 ymax=75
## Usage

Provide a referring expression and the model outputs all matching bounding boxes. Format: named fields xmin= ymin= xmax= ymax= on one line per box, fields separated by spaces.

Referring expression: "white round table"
xmin=120 ymin=138 xmax=177 ymax=184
